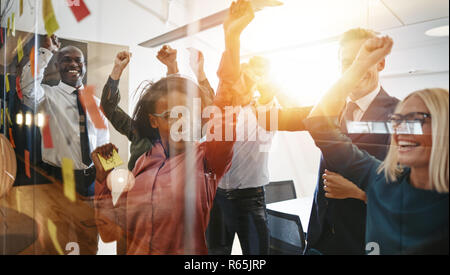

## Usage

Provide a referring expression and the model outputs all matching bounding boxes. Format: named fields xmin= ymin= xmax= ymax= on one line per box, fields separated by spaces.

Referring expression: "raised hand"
xmin=41 ymin=34 xmax=61 ymax=53
xmin=111 ymin=51 xmax=131 ymax=80
xmin=157 ymin=45 xmax=179 ymax=75
xmin=187 ymin=48 xmax=206 ymax=80
xmin=224 ymin=0 xmax=255 ymax=37
xmin=91 ymin=143 xmax=119 ymax=183
xmin=323 ymin=170 xmax=367 ymax=202
xmin=353 ymin=36 xmax=394 ymax=72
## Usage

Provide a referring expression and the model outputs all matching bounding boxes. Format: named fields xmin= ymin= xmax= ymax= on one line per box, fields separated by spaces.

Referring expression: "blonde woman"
xmin=305 ymin=36 xmax=449 ymax=254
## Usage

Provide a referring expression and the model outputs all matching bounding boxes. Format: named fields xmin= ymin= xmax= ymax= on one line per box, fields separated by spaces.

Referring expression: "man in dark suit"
xmin=304 ymin=28 xmax=400 ymax=255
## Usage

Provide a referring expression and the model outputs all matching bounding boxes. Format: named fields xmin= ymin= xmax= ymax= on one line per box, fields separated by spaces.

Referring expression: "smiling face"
xmin=393 ymin=95 xmax=433 ymax=169
xmin=340 ymin=39 xmax=385 ymax=100
xmin=149 ymin=91 xmax=188 ymax=155
xmin=57 ymin=46 xmax=86 ymax=88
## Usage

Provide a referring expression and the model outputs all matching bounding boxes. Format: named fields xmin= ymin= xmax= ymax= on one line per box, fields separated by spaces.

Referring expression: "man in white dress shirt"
xmin=20 ymin=34 xmax=109 ymax=198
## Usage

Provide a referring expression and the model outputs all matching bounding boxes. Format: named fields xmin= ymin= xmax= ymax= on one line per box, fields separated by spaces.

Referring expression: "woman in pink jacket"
xmin=91 ymin=0 xmax=256 ymax=255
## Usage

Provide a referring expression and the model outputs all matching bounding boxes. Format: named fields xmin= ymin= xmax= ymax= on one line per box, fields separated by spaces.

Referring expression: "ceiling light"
xmin=425 ymin=25 xmax=449 ymax=37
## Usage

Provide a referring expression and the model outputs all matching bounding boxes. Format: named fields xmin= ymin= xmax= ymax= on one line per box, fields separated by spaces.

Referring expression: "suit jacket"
xmin=305 ymin=88 xmax=400 ymax=255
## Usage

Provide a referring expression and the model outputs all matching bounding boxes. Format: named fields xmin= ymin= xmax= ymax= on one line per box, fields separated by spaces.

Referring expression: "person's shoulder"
xmin=379 ymin=88 xmax=400 ymax=105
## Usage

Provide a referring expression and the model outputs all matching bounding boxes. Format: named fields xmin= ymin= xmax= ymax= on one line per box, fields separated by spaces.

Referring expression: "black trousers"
xmin=206 ymin=186 xmax=270 ymax=255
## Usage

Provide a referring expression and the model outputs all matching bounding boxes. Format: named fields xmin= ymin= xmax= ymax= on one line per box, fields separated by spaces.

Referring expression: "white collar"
xmin=347 ymin=84 xmax=381 ymax=113
xmin=58 ymin=81 xmax=84 ymax=94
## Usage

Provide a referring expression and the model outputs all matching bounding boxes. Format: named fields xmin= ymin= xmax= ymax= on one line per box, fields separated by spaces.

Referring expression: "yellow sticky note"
xmin=17 ymin=37 xmax=24 ymax=62
xmin=47 ymin=219 xmax=64 ymax=255
xmin=98 ymin=149 xmax=124 ymax=172
xmin=5 ymin=74 xmax=10 ymax=92
xmin=62 ymin=158 xmax=76 ymax=202
xmin=43 ymin=0 xmax=60 ymax=36
xmin=11 ymin=13 xmax=16 ymax=37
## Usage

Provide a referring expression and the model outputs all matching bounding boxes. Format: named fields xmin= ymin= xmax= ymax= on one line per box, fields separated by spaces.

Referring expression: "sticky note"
xmin=9 ymin=128 xmax=16 ymax=148
xmin=11 ymin=13 xmax=15 ymax=37
xmin=17 ymin=37 xmax=24 ymax=62
xmin=5 ymin=74 xmax=10 ymax=92
xmin=30 ymin=46 xmax=36 ymax=77
xmin=47 ymin=219 xmax=64 ymax=255
xmin=68 ymin=0 xmax=91 ymax=22
xmin=7 ymin=17 xmax=10 ymax=37
xmin=79 ymin=86 xmax=107 ymax=129
xmin=98 ymin=149 xmax=123 ymax=172
xmin=43 ymin=0 xmax=60 ymax=36
xmin=16 ymin=76 xmax=23 ymax=100
xmin=25 ymin=150 xmax=31 ymax=178
xmin=62 ymin=158 xmax=76 ymax=202
xmin=43 ymin=115 xmax=54 ymax=148
xmin=20 ymin=0 xmax=24 ymax=16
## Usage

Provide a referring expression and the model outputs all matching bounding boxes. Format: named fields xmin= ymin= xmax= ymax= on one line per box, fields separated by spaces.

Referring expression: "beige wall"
xmin=87 ymin=42 xmax=130 ymax=169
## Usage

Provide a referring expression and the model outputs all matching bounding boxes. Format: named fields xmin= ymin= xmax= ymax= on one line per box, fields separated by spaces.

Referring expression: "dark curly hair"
xmin=131 ymin=75 xmax=212 ymax=145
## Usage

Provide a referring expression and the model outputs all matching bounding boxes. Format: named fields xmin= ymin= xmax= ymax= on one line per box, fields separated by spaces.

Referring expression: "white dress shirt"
xmin=20 ymin=48 xmax=109 ymax=170
xmin=346 ymin=84 xmax=381 ymax=122
xmin=219 ymin=105 xmax=274 ymax=190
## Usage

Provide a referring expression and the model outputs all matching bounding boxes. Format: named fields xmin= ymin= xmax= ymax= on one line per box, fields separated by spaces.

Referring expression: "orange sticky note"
xmin=17 ymin=37 xmax=24 ymax=62
xmin=43 ymin=115 xmax=54 ymax=148
xmin=62 ymin=158 xmax=76 ymax=202
xmin=25 ymin=150 xmax=31 ymax=178
xmin=79 ymin=86 xmax=107 ymax=129
xmin=9 ymin=128 xmax=15 ymax=148
xmin=30 ymin=46 xmax=36 ymax=77
xmin=43 ymin=0 xmax=60 ymax=36
xmin=16 ymin=76 xmax=23 ymax=100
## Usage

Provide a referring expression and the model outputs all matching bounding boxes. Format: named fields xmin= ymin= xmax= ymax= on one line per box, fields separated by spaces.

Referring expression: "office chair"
xmin=267 ymin=209 xmax=306 ymax=255
xmin=265 ymin=180 xmax=296 ymax=204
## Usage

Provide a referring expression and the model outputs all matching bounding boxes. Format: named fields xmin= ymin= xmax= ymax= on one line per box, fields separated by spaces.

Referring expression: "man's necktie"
xmin=74 ymin=89 xmax=92 ymax=166
xmin=340 ymin=101 xmax=360 ymax=132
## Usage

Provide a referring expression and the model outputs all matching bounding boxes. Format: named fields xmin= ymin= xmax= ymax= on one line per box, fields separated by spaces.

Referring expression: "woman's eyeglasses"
xmin=388 ymin=112 xmax=431 ymax=128
xmin=151 ymin=110 xmax=183 ymax=122
xmin=387 ymin=112 xmax=431 ymax=135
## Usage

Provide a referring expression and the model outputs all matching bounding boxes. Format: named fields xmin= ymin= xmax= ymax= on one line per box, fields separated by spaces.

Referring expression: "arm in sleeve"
xmin=257 ymin=106 xmax=313 ymax=132
xmin=100 ymin=77 xmax=135 ymax=142
xmin=304 ymin=116 xmax=382 ymax=189
xmin=20 ymin=48 xmax=53 ymax=110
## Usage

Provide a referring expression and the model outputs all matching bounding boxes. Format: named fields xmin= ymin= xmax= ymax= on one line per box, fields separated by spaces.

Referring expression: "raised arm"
xmin=188 ymin=47 xmax=215 ymax=106
xmin=204 ymin=0 xmax=255 ymax=179
xmin=20 ymin=35 xmax=61 ymax=110
xmin=309 ymin=36 xmax=393 ymax=118
xmin=303 ymin=36 xmax=394 ymax=189
xmin=156 ymin=45 xmax=179 ymax=76
xmin=101 ymin=51 xmax=135 ymax=142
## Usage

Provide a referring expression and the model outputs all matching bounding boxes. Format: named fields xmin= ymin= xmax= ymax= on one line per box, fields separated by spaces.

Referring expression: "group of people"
xmin=18 ymin=0 xmax=448 ymax=255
